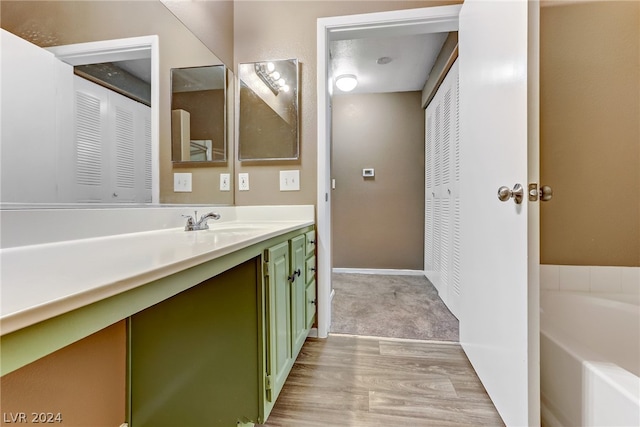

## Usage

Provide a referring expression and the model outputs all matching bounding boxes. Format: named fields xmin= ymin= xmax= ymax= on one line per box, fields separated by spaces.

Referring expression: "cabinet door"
xmin=265 ymin=241 xmax=292 ymax=404
xmin=305 ymin=280 xmax=316 ymax=329
xmin=290 ymin=235 xmax=307 ymax=357
xmin=130 ymin=259 xmax=261 ymax=426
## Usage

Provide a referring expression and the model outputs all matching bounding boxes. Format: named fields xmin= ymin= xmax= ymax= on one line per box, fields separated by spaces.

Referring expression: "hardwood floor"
xmin=260 ymin=335 xmax=504 ymax=426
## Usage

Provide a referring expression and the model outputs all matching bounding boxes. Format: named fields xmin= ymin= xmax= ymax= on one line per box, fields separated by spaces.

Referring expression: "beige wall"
xmin=233 ymin=0 xmax=461 ymax=206
xmin=161 ymin=0 xmax=234 ymax=70
xmin=172 ymin=89 xmax=226 ymax=160
xmin=0 ymin=0 xmax=234 ymax=205
xmin=540 ymin=1 xmax=640 ymax=266
xmin=332 ymin=92 xmax=425 ymax=270
xmin=0 ymin=321 xmax=127 ymax=427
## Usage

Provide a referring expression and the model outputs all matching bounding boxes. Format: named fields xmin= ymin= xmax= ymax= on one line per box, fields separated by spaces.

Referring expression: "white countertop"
xmin=0 ymin=206 xmax=314 ymax=335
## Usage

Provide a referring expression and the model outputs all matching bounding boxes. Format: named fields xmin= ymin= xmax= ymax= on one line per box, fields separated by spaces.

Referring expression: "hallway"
xmin=331 ymin=273 xmax=459 ymax=342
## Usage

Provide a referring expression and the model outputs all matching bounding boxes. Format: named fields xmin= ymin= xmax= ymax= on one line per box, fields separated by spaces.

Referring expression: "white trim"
xmin=47 ymin=36 xmax=160 ymax=204
xmin=46 ymin=36 xmax=154 ymax=66
xmin=316 ymin=5 xmax=461 ymax=340
xmin=329 ymin=332 xmax=460 ymax=345
xmin=332 ymin=268 xmax=425 ymax=276
xmin=307 ymin=328 xmax=318 ymax=338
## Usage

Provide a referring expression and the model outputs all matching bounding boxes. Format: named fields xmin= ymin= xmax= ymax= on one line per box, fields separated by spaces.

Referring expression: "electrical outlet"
xmin=174 ymin=173 xmax=192 ymax=192
xmin=220 ymin=173 xmax=230 ymax=191
xmin=280 ymin=170 xmax=300 ymax=191
xmin=238 ymin=173 xmax=249 ymax=191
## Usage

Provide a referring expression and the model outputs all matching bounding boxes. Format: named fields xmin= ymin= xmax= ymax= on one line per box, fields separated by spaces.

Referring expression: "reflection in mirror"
xmin=0 ymin=0 xmax=233 ymax=207
xmin=171 ymin=65 xmax=227 ymax=164
xmin=238 ymin=59 xmax=299 ymax=161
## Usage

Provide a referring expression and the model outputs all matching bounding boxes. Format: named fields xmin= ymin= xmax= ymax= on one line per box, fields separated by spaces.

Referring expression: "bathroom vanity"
xmin=0 ymin=205 xmax=316 ymax=426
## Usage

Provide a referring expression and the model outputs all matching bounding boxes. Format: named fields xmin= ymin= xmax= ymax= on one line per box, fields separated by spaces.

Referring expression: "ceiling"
xmin=114 ymin=58 xmax=152 ymax=84
xmin=330 ymin=32 xmax=449 ymax=95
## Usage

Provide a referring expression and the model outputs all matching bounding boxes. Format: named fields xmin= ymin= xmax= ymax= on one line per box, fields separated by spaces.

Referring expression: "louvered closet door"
xmin=424 ymin=105 xmax=435 ymax=281
xmin=74 ymin=77 xmax=110 ymax=202
xmin=445 ymin=60 xmax=461 ymax=317
xmin=110 ymin=92 xmax=138 ymax=202
xmin=141 ymin=114 xmax=152 ymax=203
xmin=424 ymin=59 xmax=460 ymax=318
xmin=110 ymin=91 xmax=152 ymax=203
xmin=73 ymin=76 xmax=152 ymax=203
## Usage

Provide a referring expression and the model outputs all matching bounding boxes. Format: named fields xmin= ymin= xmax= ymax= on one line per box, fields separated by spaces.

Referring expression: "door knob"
xmin=497 ymin=183 xmax=524 ymax=204
xmin=527 ymin=183 xmax=553 ymax=202
xmin=539 ymin=185 xmax=553 ymax=202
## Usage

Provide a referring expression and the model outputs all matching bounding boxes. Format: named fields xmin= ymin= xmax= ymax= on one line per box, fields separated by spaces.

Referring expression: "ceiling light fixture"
xmin=335 ymin=74 xmax=358 ymax=92
xmin=376 ymin=56 xmax=393 ymax=65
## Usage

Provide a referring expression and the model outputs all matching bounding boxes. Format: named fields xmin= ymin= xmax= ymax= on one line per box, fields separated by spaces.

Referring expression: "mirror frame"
xmin=171 ymin=64 xmax=228 ymax=167
xmin=238 ymin=58 xmax=299 ymax=162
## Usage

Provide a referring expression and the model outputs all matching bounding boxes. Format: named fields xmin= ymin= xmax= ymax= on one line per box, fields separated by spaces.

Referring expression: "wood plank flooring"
xmin=260 ymin=335 xmax=504 ymax=426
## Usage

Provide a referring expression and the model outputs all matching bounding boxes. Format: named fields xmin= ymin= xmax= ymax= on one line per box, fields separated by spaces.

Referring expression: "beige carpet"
xmin=331 ymin=273 xmax=459 ymax=342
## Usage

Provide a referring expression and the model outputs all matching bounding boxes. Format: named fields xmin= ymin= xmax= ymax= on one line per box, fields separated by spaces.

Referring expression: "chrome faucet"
xmin=183 ymin=211 xmax=221 ymax=231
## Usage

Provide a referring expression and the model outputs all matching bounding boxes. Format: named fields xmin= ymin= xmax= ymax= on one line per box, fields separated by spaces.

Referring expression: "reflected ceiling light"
xmin=335 ymin=74 xmax=358 ymax=92
xmin=255 ymin=62 xmax=287 ymax=95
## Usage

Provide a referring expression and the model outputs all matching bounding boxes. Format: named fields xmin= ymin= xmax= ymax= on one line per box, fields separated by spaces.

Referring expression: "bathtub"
xmin=540 ymin=290 xmax=640 ymax=427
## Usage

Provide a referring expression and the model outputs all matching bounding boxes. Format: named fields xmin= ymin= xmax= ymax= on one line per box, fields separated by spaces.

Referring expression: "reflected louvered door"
xmin=73 ymin=76 xmax=152 ymax=203
xmin=142 ymin=115 xmax=152 ymax=202
xmin=110 ymin=92 xmax=138 ymax=202
xmin=74 ymin=78 xmax=109 ymax=202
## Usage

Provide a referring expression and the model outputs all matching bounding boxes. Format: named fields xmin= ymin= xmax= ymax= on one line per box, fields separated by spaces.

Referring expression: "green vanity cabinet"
xmin=127 ymin=225 xmax=315 ymax=426
xmin=305 ymin=255 xmax=317 ymax=329
xmin=304 ymin=230 xmax=317 ymax=329
xmin=262 ymin=231 xmax=316 ymax=420
xmin=290 ymin=234 xmax=307 ymax=358
xmin=263 ymin=240 xmax=293 ymax=409
xmin=129 ymin=257 xmax=263 ymax=427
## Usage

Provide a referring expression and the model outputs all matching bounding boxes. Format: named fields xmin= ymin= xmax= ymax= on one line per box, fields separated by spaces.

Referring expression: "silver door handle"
xmin=497 ymin=183 xmax=524 ymax=204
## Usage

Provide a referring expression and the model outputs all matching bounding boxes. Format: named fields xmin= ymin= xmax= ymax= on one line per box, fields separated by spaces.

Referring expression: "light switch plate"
xmin=174 ymin=173 xmax=192 ymax=192
xmin=362 ymin=168 xmax=375 ymax=177
xmin=280 ymin=170 xmax=300 ymax=191
xmin=238 ymin=173 xmax=249 ymax=191
xmin=220 ymin=173 xmax=230 ymax=191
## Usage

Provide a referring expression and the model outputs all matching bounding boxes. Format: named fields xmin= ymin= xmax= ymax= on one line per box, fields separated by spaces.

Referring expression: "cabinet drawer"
xmin=305 ymin=255 xmax=316 ymax=285
xmin=305 ymin=281 xmax=316 ymax=329
xmin=305 ymin=230 xmax=316 ymax=257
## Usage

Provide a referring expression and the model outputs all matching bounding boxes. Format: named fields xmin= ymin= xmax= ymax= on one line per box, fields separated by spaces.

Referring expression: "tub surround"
xmin=0 ymin=205 xmax=314 ymax=375
xmin=540 ymin=264 xmax=640 ymax=295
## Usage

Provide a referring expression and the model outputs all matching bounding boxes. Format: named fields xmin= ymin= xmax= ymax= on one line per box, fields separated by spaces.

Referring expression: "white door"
xmin=458 ymin=1 xmax=539 ymax=426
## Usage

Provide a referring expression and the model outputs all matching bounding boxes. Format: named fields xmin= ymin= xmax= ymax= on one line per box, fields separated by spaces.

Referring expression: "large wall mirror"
xmin=0 ymin=0 xmax=232 ymax=206
xmin=171 ymin=65 xmax=227 ymax=164
xmin=238 ymin=59 xmax=299 ymax=161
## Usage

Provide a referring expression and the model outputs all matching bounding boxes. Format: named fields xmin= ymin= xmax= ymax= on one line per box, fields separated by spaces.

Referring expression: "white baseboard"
xmin=332 ymin=268 xmax=425 ymax=276
xmin=307 ymin=327 xmax=319 ymax=338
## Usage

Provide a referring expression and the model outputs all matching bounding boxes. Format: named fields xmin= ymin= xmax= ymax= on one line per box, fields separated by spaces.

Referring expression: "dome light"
xmin=335 ymin=74 xmax=358 ymax=92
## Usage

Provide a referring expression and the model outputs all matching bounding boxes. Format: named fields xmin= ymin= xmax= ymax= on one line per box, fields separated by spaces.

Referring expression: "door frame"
xmin=316 ymin=5 xmax=461 ymax=338
xmin=47 ymin=36 xmax=160 ymax=203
